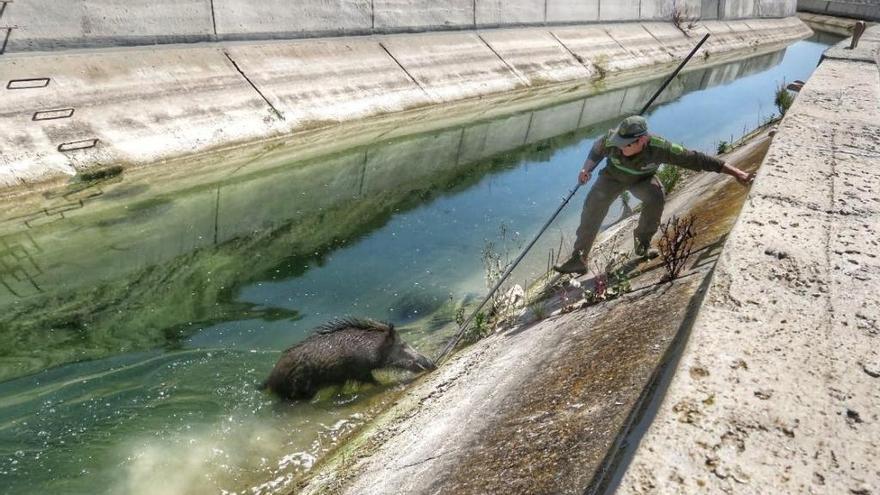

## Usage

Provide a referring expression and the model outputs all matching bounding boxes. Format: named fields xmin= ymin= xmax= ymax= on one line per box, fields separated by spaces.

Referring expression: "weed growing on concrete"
xmin=461 ymin=311 xmax=488 ymax=344
xmin=670 ymin=0 xmax=701 ymax=36
xmin=454 ymin=306 xmax=466 ymax=327
xmin=481 ymin=222 xmax=522 ymax=305
xmin=717 ymin=140 xmax=732 ymax=154
xmin=586 ymin=253 xmax=633 ymax=303
xmin=774 ymin=81 xmax=795 ymax=116
xmin=527 ymin=296 xmax=549 ymax=321
xmin=657 ymin=164 xmax=682 ymax=193
xmin=559 ymin=252 xmax=633 ymax=314
xmin=474 ymin=311 xmax=486 ymax=335
xmin=658 ymin=215 xmax=697 ymax=282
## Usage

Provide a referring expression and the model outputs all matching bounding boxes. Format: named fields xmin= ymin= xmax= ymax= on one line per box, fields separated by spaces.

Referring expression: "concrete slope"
xmin=0 ymin=17 xmax=810 ymax=192
xmin=798 ymin=0 xmax=880 ymax=22
xmin=617 ymin=27 xmax=880 ymax=494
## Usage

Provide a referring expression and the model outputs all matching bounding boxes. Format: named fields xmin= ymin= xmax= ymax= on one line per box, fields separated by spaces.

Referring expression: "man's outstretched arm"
xmin=720 ymin=162 xmax=755 ymax=185
xmin=659 ymin=140 xmax=754 ymax=186
xmin=578 ymin=137 xmax=608 ymax=184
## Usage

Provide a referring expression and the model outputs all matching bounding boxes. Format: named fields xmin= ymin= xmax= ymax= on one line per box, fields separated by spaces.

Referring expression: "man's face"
xmin=620 ymin=135 xmax=649 ymax=157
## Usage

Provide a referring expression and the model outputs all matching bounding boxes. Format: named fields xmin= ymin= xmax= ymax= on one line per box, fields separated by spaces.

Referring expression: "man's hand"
xmin=578 ymin=168 xmax=592 ymax=184
xmin=721 ymin=163 xmax=754 ymax=186
xmin=735 ymin=170 xmax=755 ymax=186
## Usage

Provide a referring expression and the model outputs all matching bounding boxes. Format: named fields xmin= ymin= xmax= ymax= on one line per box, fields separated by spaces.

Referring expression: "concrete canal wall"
xmin=617 ymin=25 xmax=880 ymax=494
xmin=0 ymin=16 xmax=809 ymax=192
xmin=0 ymin=0 xmax=797 ymax=52
xmin=798 ymin=0 xmax=880 ymax=21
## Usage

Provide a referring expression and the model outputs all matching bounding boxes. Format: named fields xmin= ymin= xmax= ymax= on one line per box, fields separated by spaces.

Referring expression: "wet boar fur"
xmin=261 ymin=318 xmax=435 ymax=400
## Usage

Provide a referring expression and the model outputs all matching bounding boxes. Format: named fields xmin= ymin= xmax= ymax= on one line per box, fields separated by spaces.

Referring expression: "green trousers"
xmin=572 ymin=173 xmax=665 ymax=258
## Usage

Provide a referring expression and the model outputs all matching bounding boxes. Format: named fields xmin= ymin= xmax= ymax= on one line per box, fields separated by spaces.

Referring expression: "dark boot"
xmin=553 ymin=255 xmax=587 ymax=274
xmin=634 ymin=237 xmax=659 ymax=259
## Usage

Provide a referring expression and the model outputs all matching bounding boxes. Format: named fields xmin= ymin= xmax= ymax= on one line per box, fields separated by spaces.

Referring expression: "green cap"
xmin=608 ymin=115 xmax=648 ymax=148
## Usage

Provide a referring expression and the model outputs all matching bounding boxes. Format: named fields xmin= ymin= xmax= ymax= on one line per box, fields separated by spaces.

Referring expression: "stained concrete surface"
xmin=617 ymin=26 xmax=880 ymax=495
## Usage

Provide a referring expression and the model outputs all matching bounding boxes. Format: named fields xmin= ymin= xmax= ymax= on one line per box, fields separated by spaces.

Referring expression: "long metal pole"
xmin=436 ymin=33 xmax=711 ymax=364
xmin=639 ymin=33 xmax=710 ymax=115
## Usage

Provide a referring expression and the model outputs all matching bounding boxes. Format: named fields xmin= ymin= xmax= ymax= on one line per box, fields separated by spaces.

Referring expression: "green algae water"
xmin=0 ymin=37 xmax=835 ymax=494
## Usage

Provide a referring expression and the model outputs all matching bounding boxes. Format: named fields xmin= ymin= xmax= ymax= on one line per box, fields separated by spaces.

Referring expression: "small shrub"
xmin=473 ymin=312 xmax=487 ymax=335
xmin=658 ymin=215 xmax=697 ymax=282
xmin=717 ymin=141 xmax=732 ymax=154
xmin=460 ymin=311 xmax=490 ymax=345
xmin=774 ymin=81 xmax=794 ymax=116
xmin=657 ymin=164 xmax=682 ymax=193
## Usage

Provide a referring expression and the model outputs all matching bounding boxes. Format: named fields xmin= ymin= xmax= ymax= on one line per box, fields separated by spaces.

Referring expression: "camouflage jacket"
xmin=588 ymin=130 xmax=725 ymax=184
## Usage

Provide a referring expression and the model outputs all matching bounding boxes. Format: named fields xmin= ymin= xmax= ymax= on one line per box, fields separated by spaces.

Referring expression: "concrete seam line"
xmin=640 ymin=24 xmax=669 ymax=55
xmin=209 ymin=0 xmax=217 ymax=37
xmin=222 ymin=51 xmax=284 ymax=121
xmin=0 ymin=27 xmax=10 ymax=55
xmin=549 ymin=31 xmax=593 ymax=73
xmin=604 ymin=28 xmax=631 ymax=54
xmin=476 ymin=34 xmax=529 ymax=86
xmin=377 ymin=41 xmax=433 ymax=101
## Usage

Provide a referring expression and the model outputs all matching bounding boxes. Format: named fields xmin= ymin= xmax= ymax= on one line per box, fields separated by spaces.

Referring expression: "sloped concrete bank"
xmin=617 ymin=26 xmax=880 ymax=493
xmin=798 ymin=11 xmax=870 ymax=37
xmin=293 ymin=130 xmax=772 ymax=494
xmin=0 ymin=17 xmax=809 ymax=193
xmin=798 ymin=0 xmax=880 ymax=22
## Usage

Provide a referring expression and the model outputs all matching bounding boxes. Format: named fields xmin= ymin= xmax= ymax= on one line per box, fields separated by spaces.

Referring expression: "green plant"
xmin=717 ymin=140 xmax=732 ymax=154
xmin=656 ymin=164 xmax=682 ymax=193
xmin=774 ymin=81 xmax=794 ymax=116
xmin=454 ymin=306 xmax=466 ymax=327
xmin=458 ymin=311 xmax=490 ymax=345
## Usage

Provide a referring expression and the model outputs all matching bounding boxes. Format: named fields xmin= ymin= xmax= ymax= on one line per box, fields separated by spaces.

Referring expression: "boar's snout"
xmin=387 ymin=341 xmax=436 ymax=373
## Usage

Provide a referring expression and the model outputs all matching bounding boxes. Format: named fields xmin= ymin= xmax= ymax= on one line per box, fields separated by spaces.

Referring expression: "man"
xmin=553 ymin=115 xmax=754 ymax=274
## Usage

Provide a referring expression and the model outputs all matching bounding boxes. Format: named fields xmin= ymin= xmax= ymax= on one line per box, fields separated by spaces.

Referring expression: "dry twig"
xmin=658 ymin=215 xmax=697 ymax=281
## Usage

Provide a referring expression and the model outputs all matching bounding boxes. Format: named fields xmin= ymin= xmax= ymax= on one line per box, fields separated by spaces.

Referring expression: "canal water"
xmin=0 ymin=36 xmax=834 ymax=494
